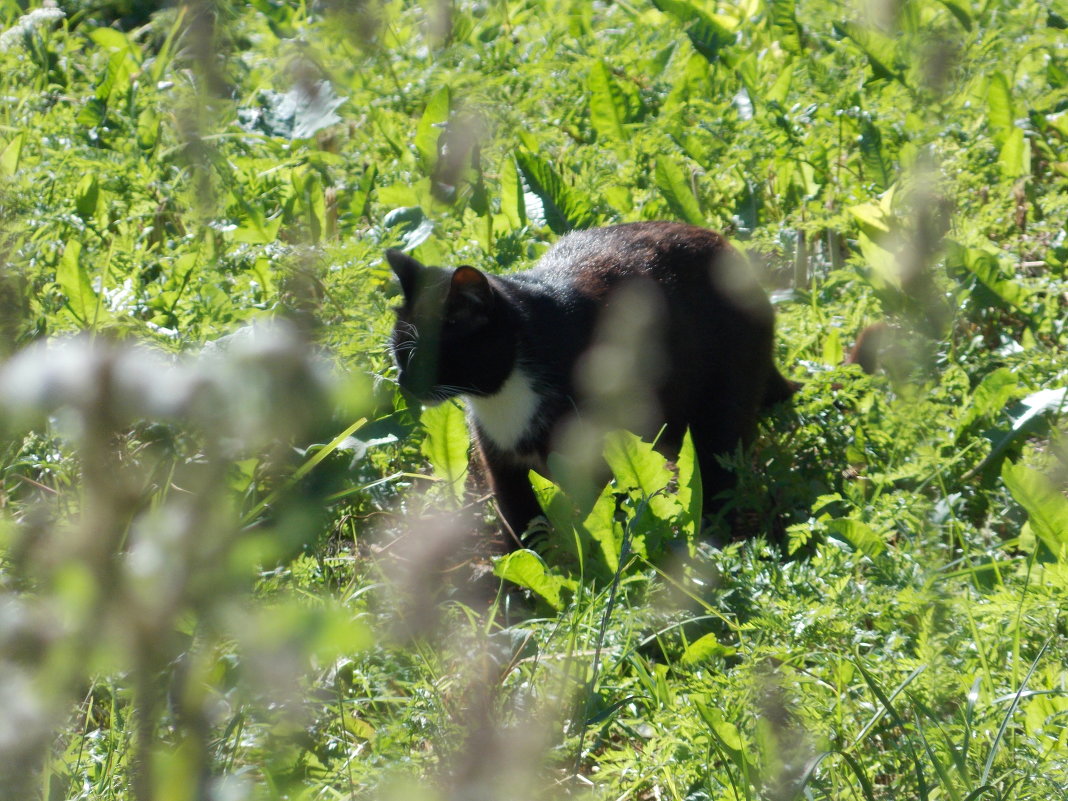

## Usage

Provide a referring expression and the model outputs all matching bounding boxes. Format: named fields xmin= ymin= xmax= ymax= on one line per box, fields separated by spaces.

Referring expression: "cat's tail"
xmin=762 ymin=368 xmax=802 ymax=407
xmin=763 ymin=323 xmax=890 ymax=407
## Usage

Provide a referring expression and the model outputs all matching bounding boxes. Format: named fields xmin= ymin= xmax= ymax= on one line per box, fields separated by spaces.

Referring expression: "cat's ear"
xmin=386 ymin=250 xmax=423 ymax=300
xmin=450 ymin=266 xmax=492 ymax=306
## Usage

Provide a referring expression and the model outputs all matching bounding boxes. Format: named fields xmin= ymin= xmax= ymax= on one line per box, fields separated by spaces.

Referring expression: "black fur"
xmin=388 ymin=222 xmax=793 ymax=544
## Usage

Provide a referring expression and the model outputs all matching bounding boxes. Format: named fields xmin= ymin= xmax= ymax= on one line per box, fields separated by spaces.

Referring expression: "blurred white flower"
xmin=0 ymin=6 xmax=65 ymax=52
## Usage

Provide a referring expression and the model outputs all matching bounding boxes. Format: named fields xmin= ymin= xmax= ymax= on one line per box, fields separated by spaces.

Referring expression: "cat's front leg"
xmin=476 ymin=445 xmax=542 ymax=550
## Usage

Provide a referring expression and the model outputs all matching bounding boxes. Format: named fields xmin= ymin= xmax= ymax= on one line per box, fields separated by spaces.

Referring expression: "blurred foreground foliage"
xmin=0 ymin=0 xmax=1067 ymax=799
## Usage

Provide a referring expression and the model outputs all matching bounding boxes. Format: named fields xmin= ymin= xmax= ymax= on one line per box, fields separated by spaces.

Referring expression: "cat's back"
xmin=524 ymin=221 xmax=735 ymax=299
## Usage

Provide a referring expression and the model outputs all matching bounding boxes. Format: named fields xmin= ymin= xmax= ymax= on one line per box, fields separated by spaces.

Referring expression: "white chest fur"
xmin=466 ymin=367 xmax=541 ymax=451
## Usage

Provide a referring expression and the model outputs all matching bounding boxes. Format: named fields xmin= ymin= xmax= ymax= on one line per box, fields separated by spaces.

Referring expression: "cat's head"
xmin=387 ymin=250 xmax=516 ymax=403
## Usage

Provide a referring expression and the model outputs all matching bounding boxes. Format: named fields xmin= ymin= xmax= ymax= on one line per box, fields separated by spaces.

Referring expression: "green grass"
xmin=1 ymin=0 xmax=1067 ymax=799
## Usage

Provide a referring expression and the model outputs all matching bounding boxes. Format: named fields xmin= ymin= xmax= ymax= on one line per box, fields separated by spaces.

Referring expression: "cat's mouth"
xmin=396 ymin=376 xmax=465 ymax=406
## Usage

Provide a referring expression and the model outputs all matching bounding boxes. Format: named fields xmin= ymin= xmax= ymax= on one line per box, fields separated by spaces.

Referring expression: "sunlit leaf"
xmin=414 ymin=86 xmax=450 ymax=171
xmin=515 ymin=149 xmax=597 ymax=234
xmin=0 ymin=133 xmax=24 ymax=177
xmin=655 ymin=158 xmax=704 ymax=226
xmin=681 ymin=632 xmax=735 ymax=664
xmin=826 ymin=518 xmax=887 ymax=557
xmin=651 ymin=0 xmax=733 ymax=62
xmin=987 ymin=72 xmax=1014 ymax=142
xmin=1002 ymin=462 xmax=1068 ymax=558
xmin=588 ymin=60 xmax=627 ymax=145
xmin=56 ymin=240 xmax=99 ymax=324
xmin=420 ymin=400 xmax=469 ymax=505
xmin=493 ymin=549 xmax=569 ymax=609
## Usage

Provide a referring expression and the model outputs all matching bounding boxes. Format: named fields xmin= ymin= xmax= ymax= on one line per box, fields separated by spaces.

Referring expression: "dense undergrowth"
xmin=0 ymin=0 xmax=1066 ymax=799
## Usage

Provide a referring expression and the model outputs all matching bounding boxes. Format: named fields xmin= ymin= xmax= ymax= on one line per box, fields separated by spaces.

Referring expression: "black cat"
xmin=388 ymin=222 xmax=795 ymax=545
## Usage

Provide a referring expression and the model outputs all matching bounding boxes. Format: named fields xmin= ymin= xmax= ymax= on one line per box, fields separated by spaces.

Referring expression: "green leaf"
xmin=826 ymin=518 xmax=887 ymax=557
xmin=350 ymin=164 xmax=377 ymax=221
xmin=987 ymin=72 xmax=1014 ymax=143
xmin=582 ymin=484 xmax=625 ymax=573
xmin=938 ymin=0 xmax=973 ymax=30
xmin=998 ymin=127 xmax=1030 ymax=179
xmin=652 ymin=0 xmax=733 ymax=63
xmin=769 ymin=0 xmax=803 ymax=53
xmin=1001 ymin=462 xmax=1068 ymax=558
xmin=56 ymin=240 xmax=99 ymax=324
xmin=848 ymin=201 xmax=892 ymax=234
xmin=493 ymin=550 xmax=569 ymax=609
xmin=696 ymin=703 xmax=745 ymax=752
xmin=859 ymin=120 xmax=892 ymax=192
xmin=676 ymin=430 xmax=703 ymax=537
xmin=603 ymin=431 xmax=677 ymax=522
xmin=947 ymin=244 xmax=1031 ymax=314
xmin=655 ymin=158 xmax=704 ymax=226
xmin=604 ymin=431 xmax=672 ymax=498
xmin=529 ymin=470 xmax=581 ymax=535
xmin=834 ymin=21 xmax=903 ymax=85
xmin=681 ymin=632 xmax=735 ymax=664
xmin=956 ymin=368 xmax=1019 ymax=436
xmin=0 ymin=133 xmax=24 ymax=177
xmin=231 ymin=193 xmax=281 ymax=244
xmin=136 ymin=108 xmax=160 ymax=153
xmin=588 ymin=61 xmax=628 ymax=145
xmin=414 ymin=87 xmax=450 ymax=171
xmin=75 ymin=175 xmax=100 ymax=221
xmin=515 ymin=149 xmax=597 ymax=234
xmin=420 ymin=400 xmax=469 ymax=505
xmin=500 ymin=156 xmax=526 ymax=229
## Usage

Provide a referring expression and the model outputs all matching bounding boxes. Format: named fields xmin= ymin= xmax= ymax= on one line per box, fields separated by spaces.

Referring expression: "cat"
xmin=387 ymin=221 xmax=795 ymax=546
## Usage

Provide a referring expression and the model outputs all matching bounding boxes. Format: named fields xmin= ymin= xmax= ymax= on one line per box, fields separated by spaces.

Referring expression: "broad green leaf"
xmin=1002 ymin=462 xmax=1068 ymax=558
xmin=987 ymin=72 xmax=1014 ymax=142
xmin=420 ymin=400 xmax=469 ymax=505
xmin=848 ymin=201 xmax=891 ymax=234
xmin=350 ymin=164 xmax=377 ymax=221
xmin=956 ymin=367 xmax=1019 ymax=438
xmin=500 ymin=156 xmax=526 ymax=229
xmin=89 ymin=27 xmax=137 ymax=57
xmin=604 ymin=431 xmax=672 ymax=498
xmin=582 ymin=484 xmax=625 ymax=573
xmin=75 ymin=175 xmax=100 ymax=221
xmin=603 ymin=431 xmax=676 ymax=521
xmin=515 ymin=149 xmax=597 ymax=234
xmin=826 ymin=518 xmax=887 ymax=557
xmin=696 ymin=703 xmax=745 ymax=752
xmin=857 ymin=231 xmax=900 ymax=291
xmin=938 ymin=0 xmax=972 ymax=30
xmin=655 ymin=158 xmax=704 ymax=226
xmin=56 ymin=240 xmax=99 ymax=324
xmin=493 ymin=550 xmax=569 ymax=609
xmin=136 ymin=108 xmax=160 ymax=153
xmin=834 ymin=21 xmax=903 ymax=84
xmin=822 ymin=328 xmax=843 ymax=366
xmin=588 ymin=61 xmax=627 ymax=145
xmin=529 ymin=470 xmax=581 ymax=535
xmin=96 ymin=50 xmax=134 ymax=103
xmin=651 ymin=0 xmax=733 ymax=62
xmin=998 ymin=127 xmax=1030 ymax=179
xmin=947 ymin=244 xmax=1031 ymax=314
xmin=766 ymin=60 xmax=794 ymax=104
xmin=769 ymin=0 xmax=803 ymax=53
xmin=676 ymin=429 xmax=702 ymax=537
xmin=414 ymin=87 xmax=450 ymax=171
xmin=681 ymin=632 xmax=735 ymax=664
xmin=859 ymin=120 xmax=892 ymax=192
xmin=0 ymin=133 xmax=24 ymax=177
xmin=231 ymin=194 xmax=281 ymax=244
